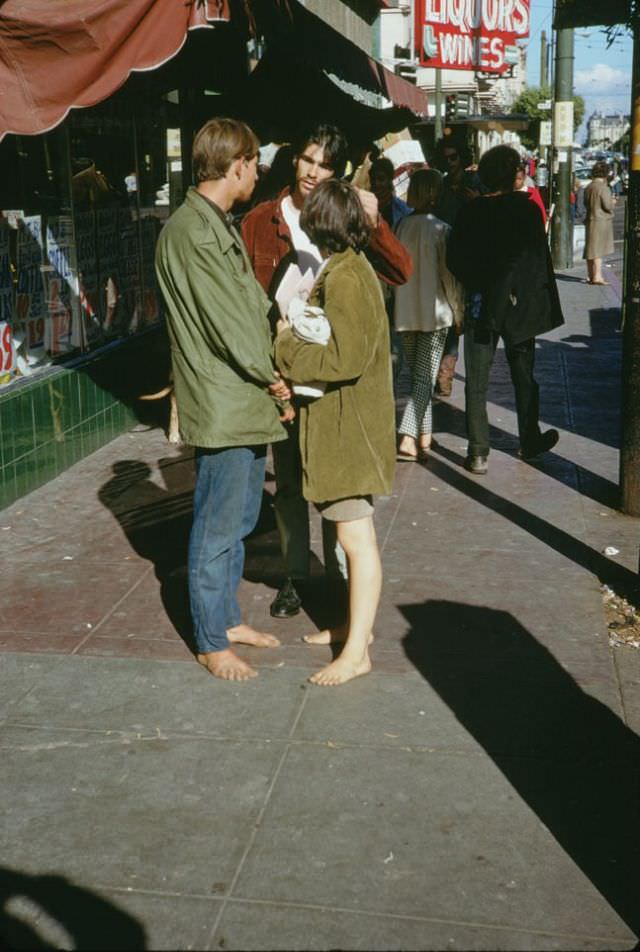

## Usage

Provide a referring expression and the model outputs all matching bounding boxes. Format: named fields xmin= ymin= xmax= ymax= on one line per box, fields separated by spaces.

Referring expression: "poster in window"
xmin=16 ymin=216 xmax=46 ymax=355
xmin=44 ymin=216 xmax=75 ymax=354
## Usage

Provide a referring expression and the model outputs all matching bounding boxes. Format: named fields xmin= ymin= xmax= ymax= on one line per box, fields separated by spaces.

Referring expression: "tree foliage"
xmin=511 ymin=86 xmax=586 ymax=149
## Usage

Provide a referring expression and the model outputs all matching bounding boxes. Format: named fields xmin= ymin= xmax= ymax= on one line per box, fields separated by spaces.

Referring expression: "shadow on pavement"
xmin=401 ymin=600 xmax=640 ymax=941
xmin=97 ymin=455 xmax=333 ymax=644
xmin=98 ymin=455 xmax=196 ymax=650
xmin=0 ymin=865 xmax=146 ymax=950
xmin=433 ymin=399 xmax=621 ymax=510
xmin=427 ymin=448 xmax=640 ymax=604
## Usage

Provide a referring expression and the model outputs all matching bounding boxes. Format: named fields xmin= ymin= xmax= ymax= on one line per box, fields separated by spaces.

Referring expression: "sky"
xmin=524 ymin=0 xmax=633 ymax=143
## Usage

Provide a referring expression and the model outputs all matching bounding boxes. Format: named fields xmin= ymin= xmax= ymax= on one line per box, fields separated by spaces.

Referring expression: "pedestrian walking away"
xmin=583 ymin=160 xmax=616 ymax=286
xmin=394 ymin=168 xmax=464 ymax=462
xmin=155 ymin=117 xmax=289 ymax=682
xmin=446 ymin=144 xmax=563 ymax=475
xmin=433 ymin=137 xmax=483 ymax=398
xmin=241 ymin=121 xmax=411 ymax=620
xmin=274 ymin=179 xmax=396 ymax=686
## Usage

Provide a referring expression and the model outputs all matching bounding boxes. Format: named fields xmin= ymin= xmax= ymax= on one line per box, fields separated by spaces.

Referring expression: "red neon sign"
xmin=415 ymin=0 xmax=530 ymax=74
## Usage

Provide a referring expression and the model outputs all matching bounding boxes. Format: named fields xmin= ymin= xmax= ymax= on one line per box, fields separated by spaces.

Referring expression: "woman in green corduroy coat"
xmin=275 ymin=179 xmax=396 ymax=687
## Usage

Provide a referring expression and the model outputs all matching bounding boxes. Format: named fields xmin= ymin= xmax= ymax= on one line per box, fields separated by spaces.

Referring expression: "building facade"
xmin=586 ymin=111 xmax=630 ymax=150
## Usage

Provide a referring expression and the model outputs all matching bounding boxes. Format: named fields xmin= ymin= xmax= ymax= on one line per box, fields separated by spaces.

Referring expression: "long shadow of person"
xmin=426 ymin=446 xmax=640 ymax=597
xmin=0 ymin=865 xmax=146 ymax=950
xmin=98 ymin=456 xmax=196 ymax=652
xmin=98 ymin=455 xmax=331 ymax=649
xmin=402 ymin=600 xmax=640 ymax=941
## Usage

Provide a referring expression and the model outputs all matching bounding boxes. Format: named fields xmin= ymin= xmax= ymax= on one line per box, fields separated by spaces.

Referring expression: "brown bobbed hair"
xmin=300 ymin=179 xmax=370 ymax=254
xmin=192 ymin=117 xmax=259 ymax=183
xmin=591 ymin=160 xmax=609 ymax=179
xmin=478 ymin=145 xmax=521 ymax=192
xmin=407 ymin=168 xmax=443 ymax=212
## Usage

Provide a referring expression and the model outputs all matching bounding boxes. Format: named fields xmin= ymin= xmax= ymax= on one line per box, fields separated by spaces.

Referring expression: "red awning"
xmin=254 ymin=0 xmax=428 ymax=121
xmin=0 ymin=0 xmax=230 ymax=140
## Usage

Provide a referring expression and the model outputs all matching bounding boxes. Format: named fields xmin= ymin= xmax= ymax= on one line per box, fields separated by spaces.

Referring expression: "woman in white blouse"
xmin=394 ymin=169 xmax=464 ymax=461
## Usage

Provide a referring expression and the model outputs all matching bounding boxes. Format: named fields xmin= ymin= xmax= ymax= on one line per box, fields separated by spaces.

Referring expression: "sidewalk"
xmin=1 ymin=266 xmax=639 ymax=951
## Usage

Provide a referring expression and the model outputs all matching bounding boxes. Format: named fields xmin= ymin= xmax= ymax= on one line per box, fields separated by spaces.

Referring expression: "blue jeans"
xmin=189 ymin=445 xmax=267 ymax=653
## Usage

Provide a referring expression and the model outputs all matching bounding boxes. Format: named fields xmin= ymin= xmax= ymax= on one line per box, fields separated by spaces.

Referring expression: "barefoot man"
xmin=155 ymin=118 xmax=290 ymax=681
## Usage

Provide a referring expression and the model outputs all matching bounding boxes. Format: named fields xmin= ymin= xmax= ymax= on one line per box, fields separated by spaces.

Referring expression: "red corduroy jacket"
xmin=241 ymin=187 xmax=412 ymax=296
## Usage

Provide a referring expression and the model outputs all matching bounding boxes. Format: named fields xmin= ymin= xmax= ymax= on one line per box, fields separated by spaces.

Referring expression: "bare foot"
xmin=227 ymin=624 xmax=280 ymax=648
xmin=303 ymin=626 xmax=373 ymax=647
xmin=303 ymin=624 xmax=348 ymax=646
xmin=308 ymin=652 xmax=372 ymax=686
xmin=397 ymin=435 xmax=417 ymax=460
xmin=197 ymin=649 xmax=258 ymax=681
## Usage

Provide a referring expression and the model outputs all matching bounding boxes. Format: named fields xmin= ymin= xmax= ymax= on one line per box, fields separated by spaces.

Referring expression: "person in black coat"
xmin=447 ymin=145 xmax=564 ymax=475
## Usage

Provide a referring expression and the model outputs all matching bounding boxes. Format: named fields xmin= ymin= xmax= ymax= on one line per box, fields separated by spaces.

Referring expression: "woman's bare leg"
xmin=308 ymin=516 xmax=381 ymax=686
xmin=586 ymin=258 xmax=595 ymax=283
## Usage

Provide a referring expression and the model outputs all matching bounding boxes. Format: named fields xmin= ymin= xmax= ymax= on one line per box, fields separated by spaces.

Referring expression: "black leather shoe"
xmin=465 ymin=454 xmax=488 ymax=475
xmin=270 ymin=578 xmax=302 ymax=618
xmin=519 ymin=429 xmax=559 ymax=461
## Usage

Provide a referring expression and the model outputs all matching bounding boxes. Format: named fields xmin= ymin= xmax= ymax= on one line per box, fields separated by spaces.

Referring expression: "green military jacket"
xmin=274 ymin=247 xmax=396 ymax=503
xmin=155 ymin=187 xmax=286 ymax=449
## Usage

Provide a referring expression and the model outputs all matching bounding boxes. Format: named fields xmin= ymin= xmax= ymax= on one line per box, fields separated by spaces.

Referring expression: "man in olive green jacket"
xmin=155 ymin=118 xmax=289 ymax=682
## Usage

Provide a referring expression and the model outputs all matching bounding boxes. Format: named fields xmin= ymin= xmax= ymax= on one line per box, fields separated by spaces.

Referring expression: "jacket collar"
xmin=185 ymin=187 xmax=237 ymax=254
xmin=311 ymin=247 xmax=356 ymax=293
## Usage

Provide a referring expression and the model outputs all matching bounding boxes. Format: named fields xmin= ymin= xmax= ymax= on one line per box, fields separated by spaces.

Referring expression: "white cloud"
xmin=575 ymin=62 xmax=630 ymax=94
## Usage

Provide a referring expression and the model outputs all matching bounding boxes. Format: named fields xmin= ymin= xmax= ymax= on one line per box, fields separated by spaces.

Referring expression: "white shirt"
xmin=393 ymin=213 xmax=464 ymax=333
xmin=281 ymin=195 xmax=323 ymax=277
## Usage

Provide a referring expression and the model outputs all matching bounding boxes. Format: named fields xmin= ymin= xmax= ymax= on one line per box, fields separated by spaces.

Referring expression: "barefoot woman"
xmin=275 ymin=180 xmax=396 ymax=686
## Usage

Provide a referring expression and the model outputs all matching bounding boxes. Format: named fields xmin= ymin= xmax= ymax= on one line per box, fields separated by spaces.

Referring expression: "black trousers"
xmin=463 ymin=323 xmax=542 ymax=457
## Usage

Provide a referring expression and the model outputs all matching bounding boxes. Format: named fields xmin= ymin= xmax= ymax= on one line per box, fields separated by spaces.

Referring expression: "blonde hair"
xmin=192 ymin=117 xmax=259 ymax=183
xmin=407 ymin=168 xmax=443 ymax=212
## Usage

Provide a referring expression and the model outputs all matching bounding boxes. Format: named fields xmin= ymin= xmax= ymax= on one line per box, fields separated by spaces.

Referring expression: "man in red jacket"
xmin=242 ymin=122 xmax=412 ymax=618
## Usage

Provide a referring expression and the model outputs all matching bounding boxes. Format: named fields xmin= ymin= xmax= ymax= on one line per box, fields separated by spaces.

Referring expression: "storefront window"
xmin=0 ymin=95 xmax=174 ymax=390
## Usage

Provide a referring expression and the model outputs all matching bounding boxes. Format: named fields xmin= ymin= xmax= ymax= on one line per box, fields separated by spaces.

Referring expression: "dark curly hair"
xmin=293 ymin=122 xmax=348 ymax=179
xmin=591 ymin=160 xmax=609 ymax=179
xmin=300 ymin=179 xmax=370 ymax=254
xmin=478 ymin=145 xmax=521 ymax=192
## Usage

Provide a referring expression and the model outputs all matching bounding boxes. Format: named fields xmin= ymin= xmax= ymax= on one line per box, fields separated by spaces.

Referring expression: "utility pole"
xmin=434 ymin=68 xmax=443 ymax=142
xmin=550 ymin=26 xmax=574 ymax=269
xmin=540 ymin=29 xmax=548 ymax=86
xmin=620 ymin=10 xmax=640 ymax=516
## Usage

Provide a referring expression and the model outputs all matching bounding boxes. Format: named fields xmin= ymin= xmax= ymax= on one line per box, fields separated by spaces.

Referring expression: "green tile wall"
xmin=0 ymin=329 xmax=168 ymax=510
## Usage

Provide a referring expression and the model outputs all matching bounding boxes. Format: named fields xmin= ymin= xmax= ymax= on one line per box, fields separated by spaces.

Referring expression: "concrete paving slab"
xmin=0 ymin=654 xmax=66 ymax=718
xmin=1 ymin=654 xmax=307 ymax=740
xmin=212 ymin=899 xmax=634 ymax=951
xmin=0 ymin=561 xmax=150 ymax=635
xmin=292 ymin=670 xmax=482 ymax=754
xmin=234 ymin=745 xmax=636 ymax=941
xmin=0 ymin=725 xmax=285 ymax=895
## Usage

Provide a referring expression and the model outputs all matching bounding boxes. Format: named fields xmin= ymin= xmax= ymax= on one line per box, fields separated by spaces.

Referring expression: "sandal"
xmin=397 ymin=450 xmax=418 ymax=462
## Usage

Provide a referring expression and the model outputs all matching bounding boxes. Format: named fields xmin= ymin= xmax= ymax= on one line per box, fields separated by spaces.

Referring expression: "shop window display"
xmin=0 ymin=101 xmax=169 ymax=390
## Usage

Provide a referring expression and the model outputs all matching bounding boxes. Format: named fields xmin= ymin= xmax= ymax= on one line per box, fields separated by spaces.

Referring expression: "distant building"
xmin=586 ymin=111 xmax=630 ymax=149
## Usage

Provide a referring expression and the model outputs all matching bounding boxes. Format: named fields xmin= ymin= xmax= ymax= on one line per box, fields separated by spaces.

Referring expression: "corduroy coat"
xmin=274 ymin=247 xmax=396 ymax=504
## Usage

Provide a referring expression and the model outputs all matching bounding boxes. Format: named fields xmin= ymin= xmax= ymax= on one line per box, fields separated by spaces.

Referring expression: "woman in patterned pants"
xmin=394 ymin=169 xmax=464 ymax=461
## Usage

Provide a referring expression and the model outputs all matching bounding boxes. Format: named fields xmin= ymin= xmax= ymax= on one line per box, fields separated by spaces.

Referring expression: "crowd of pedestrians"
xmin=155 ymin=117 xmax=565 ymax=687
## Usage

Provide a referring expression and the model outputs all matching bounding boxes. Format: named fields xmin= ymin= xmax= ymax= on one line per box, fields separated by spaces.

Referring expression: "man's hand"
xmin=268 ymin=374 xmax=291 ymax=401
xmin=354 ymin=187 xmax=380 ymax=228
xmin=279 ymin=404 xmax=296 ymax=423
